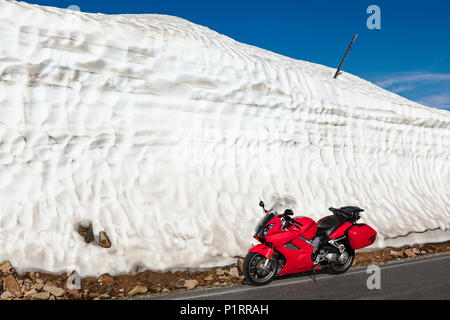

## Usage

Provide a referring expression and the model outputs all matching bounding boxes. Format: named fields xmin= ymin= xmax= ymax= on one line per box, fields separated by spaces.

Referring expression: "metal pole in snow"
xmin=333 ymin=34 xmax=358 ymax=79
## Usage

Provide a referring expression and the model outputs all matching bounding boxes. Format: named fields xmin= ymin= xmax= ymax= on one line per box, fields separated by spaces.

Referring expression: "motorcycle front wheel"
xmin=243 ymin=252 xmax=278 ymax=286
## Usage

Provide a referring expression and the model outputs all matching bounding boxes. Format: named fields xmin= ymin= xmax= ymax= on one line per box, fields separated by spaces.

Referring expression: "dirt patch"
xmin=353 ymin=242 xmax=450 ymax=266
xmin=0 ymin=241 xmax=449 ymax=300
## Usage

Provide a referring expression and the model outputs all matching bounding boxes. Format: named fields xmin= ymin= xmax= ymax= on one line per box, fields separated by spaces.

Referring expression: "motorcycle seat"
xmin=315 ymin=215 xmax=343 ymax=238
xmin=329 ymin=206 xmax=364 ymax=221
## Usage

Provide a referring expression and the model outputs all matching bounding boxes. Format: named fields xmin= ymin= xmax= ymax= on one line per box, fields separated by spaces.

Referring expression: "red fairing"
xmin=294 ymin=217 xmax=318 ymax=240
xmin=348 ymin=224 xmax=377 ymax=249
xmin=249 ymin=244 xmax=274 ymax=259
xmin=277 ymin=237 xmax=314 ymax=274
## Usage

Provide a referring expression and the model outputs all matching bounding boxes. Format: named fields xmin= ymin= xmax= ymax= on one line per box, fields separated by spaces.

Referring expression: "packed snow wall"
xmin=0 ymin=0 xmax=449 ymax=276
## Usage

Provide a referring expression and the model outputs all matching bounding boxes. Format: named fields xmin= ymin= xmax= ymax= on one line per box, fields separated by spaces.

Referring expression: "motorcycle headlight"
xmin=262 ymin=223 xmax=275 ymax=236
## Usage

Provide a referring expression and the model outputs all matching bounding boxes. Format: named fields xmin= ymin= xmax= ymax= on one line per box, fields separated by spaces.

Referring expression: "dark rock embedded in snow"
xmin=77 ymin=223 xmax=95 ymax=243
xmin=99 ymin=231 xmax=112 ymax=248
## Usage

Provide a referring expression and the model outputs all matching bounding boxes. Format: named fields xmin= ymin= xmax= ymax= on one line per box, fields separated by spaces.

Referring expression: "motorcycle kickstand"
xmin=310 ymin=265 xmax=317 ymax=282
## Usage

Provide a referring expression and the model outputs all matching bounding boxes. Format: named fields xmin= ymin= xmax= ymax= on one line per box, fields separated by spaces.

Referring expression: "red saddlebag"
xmin=347 ymin=224 xmax=377 ymax=249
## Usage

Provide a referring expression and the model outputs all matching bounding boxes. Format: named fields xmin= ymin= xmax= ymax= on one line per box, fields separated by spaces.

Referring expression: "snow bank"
xmin=0 ymin=0 xmax=449 ymax=276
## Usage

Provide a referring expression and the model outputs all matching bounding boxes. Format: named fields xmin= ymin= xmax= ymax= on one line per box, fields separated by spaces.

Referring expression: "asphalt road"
xmin=140 ymin=252 xmax=450 ymax=300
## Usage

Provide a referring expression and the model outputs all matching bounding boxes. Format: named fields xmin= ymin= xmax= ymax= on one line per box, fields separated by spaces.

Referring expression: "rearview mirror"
xmin=259 ymin=201 xmax=265 ymax=208
xmin=284 ymin=209 xmax=294 ymax=216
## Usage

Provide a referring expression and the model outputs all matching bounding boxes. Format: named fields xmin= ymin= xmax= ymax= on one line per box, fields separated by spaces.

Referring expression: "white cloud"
xmin=368 ymin=71 xmax=450 ymax=110
xmin=390 ymin=84 xmax=415 ymax=93
xmin=417 ymin=92 xmax=450 ymax=110
xmin=375 ymin=72 xmax=450 ymax=88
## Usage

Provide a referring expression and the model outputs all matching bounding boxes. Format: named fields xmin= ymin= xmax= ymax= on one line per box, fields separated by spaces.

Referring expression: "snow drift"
xmin=0 ymin=0 xmax=449 ymax=276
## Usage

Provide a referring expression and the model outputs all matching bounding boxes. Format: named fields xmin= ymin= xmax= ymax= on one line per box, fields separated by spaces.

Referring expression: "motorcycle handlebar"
xmin=284 ymin=214 xmax=303 ymax=227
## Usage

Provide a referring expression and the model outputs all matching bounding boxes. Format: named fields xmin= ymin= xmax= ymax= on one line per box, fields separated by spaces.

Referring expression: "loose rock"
xmin=3 ymin=275 xmax=21 ymax=294
xmin=94 ymin=293 xmax=110 ymax=300
xmin=31 ymin=291 xmax=50 ymax=300
xmin=150 ymin=284 xmax=162 ymax=293
xmin=43 ymin=285 xmax=65 ymax=297
xmin=127 ymin=285 xmax=148 ymax=296
xmin=68 ymin=290 xmax=82 ymax=299
xmin=237 ymin=258 xmax=244 ymax=274
xmin=98 ymin=274 xmax=114 ymax=286
xmin=389 ymin=250 xmax=404 ymax=258
xmin=32 ymin=283 xmax=44 ymax=291
xmin=184 ymin=279 xmax=198 ymax=290
xmin=215 ymin=268 xmax=225 ymax=275
xmin=175 ymin=279 xmax=186 ymax=288
xmin=203 ymin=274 xmax=214 ymax=281
xmin=0 ymin=261 xmax=13 ymax=274
xmin=88 ymin=292 xmax=100 ymax=299
xmin=0 ymin=291 xmax=14 ymax=300
xmin=175 ymin=279 xmax=198 ymax=290
xmin=405 ymin=249 xmax=416 ymax=258
xmin=229 ymin=267 xmax=239 ymax=278
xmin=24 ymin=289 xmax=37 ymax=299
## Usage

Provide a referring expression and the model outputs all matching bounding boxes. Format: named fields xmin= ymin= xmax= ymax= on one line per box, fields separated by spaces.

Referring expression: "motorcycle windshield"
xmin=268 ymin=202 xmax=292 ymax=215
xmin=254 ymin=212 xmax=275 ymax=234
xmin=254 ymin=202 xmax=292 ymax=234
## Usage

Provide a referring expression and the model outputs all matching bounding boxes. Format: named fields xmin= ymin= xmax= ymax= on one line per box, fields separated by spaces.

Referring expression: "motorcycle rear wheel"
xmin=243 ymin=252 xmax=278 ymax=286
xmin=327 ymin=248 xmax=355 ymax=274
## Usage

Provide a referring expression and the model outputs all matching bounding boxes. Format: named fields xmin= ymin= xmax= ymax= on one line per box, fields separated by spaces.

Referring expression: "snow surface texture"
xmin=0 ymin=0 xmax=449 ymax=276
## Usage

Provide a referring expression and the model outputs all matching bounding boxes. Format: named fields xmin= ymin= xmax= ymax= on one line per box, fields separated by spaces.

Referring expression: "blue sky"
xmin=23 ymin=0 xmax=450 ymax=110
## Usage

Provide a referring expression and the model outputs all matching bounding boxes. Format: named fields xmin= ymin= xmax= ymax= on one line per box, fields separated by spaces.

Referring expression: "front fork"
xmin=262 ymin=257 xmax=271 ymax=268
xmin=264 ymin=247 xmax=274 ymax=259
xmin=248 ymin=244 xmax=276 ymax=272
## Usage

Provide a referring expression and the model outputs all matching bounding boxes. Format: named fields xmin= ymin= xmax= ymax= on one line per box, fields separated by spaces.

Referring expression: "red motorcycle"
xmin=243 ymin=201 xmax=377 ymax=285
